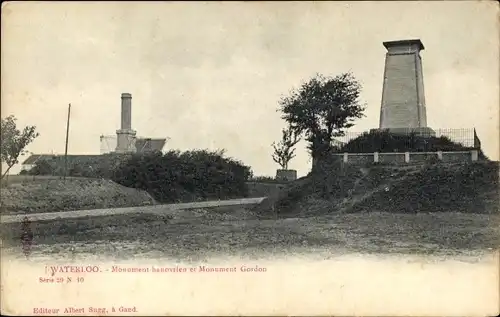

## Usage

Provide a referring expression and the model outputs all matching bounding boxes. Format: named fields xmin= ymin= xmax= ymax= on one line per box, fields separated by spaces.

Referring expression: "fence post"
xmin=471 ymin=150 xmax=478 ymax=161
xmin=374 ymin=152 xmax=379 ymax=163
xmin=343 ymin=152 xmax=348 ymax=163
xmin=404 ymin=152 xmax=410 ymax=163
xmin=437 ymin=151 xmax=443 ymax=161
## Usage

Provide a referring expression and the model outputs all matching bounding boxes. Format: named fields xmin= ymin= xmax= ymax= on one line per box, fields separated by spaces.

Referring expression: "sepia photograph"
xmin=1 ymin=1 xmax=499 ymax=316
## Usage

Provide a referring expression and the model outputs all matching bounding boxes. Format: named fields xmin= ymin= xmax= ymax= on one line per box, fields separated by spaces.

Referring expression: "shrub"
xmin=28 ymin=154 xmax=128 ymax=178
xmin=340 ymin=130 xmax=484 ymax=154
xmin=29 ymin=158 xmax=56 ymax=175
xmin=111 ymin=149 xmax=252 ymax=203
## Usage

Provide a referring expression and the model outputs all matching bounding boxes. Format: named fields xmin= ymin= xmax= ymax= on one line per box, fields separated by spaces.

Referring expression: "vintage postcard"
xmin=1 ymin=1 xmax=499 ymax=316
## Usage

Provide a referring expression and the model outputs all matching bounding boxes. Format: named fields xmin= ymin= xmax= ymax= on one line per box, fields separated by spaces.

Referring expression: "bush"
xmin=111 ymin=149 xmax=252 ymax=203
xmin=29 ymin=159 xmax=56 ymax=175
xmin=28 ymin=154 xmax=128 ymax=178
xmin=340 ymin=130 xmax=484 ymax=155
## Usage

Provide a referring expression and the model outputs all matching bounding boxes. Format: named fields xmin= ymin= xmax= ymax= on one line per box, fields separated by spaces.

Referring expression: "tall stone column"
xmin=121 ymin=93 xmax=132 ymax=130
xmin=379 ymin=39 xmax=433 ymax=135
xmin=115 ymin=93 xmax=137 ymax=153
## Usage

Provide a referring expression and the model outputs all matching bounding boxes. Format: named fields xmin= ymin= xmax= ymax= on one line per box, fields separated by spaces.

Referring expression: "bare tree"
xmin=272 ymin=126 xmax=301 ymax=170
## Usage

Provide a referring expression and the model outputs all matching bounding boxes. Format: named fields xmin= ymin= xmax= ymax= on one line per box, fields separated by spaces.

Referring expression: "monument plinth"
xmin=378 ymin=39 xmax=434 ymax=136
xmin=115 ymin=93 xmax=137 ymax=153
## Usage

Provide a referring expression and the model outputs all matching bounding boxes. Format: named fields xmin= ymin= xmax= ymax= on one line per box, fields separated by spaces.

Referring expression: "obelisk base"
xmin=115 ymin=129 xmax=137 ymax=153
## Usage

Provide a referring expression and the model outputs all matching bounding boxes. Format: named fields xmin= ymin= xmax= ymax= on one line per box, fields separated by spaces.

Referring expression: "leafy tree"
xmin=272 ymin=126 xmax=301 ymax=170
xmin=278 ymin=73 xmax=365 ymax=163
xmin=1 ymin=115 xmax=39 ymax=179
xmin=29 ymin=159 xmax=55 ymax=175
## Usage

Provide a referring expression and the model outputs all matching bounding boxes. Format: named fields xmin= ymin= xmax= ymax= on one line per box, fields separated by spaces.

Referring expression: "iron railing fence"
xmin=330 ymin=128 xmax=481 ymax=153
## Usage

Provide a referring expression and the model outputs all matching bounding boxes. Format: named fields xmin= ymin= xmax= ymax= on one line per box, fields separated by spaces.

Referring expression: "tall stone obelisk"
xmin=115 ymin=93 xmax=137 ymax=153
xmin=379 ymin=39 xmax=434 ymax=135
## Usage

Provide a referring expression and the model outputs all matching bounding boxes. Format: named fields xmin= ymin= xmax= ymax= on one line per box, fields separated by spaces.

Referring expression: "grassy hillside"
xmin=0 ymin=178 xmax=156 ymax=214
xmin=349 ymin=161 xmax=498 ymax=214
xmin=254 ymin=160 xmax=499 ymax=218
xmin=0 ymin=177 xmax=282 ymax=215
xmin=1 ymin=175 xmax=92 ymax=187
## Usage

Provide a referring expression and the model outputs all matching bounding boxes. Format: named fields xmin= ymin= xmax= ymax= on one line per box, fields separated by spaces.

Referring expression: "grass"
xmin=0 ymin=175 xmax=92 ymax=187
xmin=0 ymin=175 xmax=282 ymax=215
xmin=1 ymin=205 xmax=498 ymax=261
xmin=0 ymin=178 xmax=156 ymax=214
xmin=254 ymin=161 xmax=499 ymax=217
xmin=1 ymin=161 xmax=497 ymax=261
xmin=350 ymin=162 xmax=499 ymax=214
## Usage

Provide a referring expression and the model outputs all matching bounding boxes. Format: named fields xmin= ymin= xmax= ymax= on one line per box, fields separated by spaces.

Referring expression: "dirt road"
xmin=0 ymin=197 xmax=266 ymax=224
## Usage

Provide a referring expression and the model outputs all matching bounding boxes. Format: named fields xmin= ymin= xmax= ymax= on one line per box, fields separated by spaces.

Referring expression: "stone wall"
xmin=345 ymin=154 xmax=373 ymax=165
xmin=378 ymin=153 xmax=406 ymax=164
xmin=441 ymin=152 xmax=472 ymax=162
xmin=409 ymin=152 xmax=438 ymax=163
xmin=330 ymin=150 xmax=478 ymax=165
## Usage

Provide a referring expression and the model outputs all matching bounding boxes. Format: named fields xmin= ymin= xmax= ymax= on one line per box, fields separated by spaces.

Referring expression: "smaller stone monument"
xmin=276 ymin=169 xmax=297 ymax=182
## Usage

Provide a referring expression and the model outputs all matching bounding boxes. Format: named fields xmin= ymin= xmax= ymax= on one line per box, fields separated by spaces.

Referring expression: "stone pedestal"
xmin=115 ymin=129 xmax=137 ymax=153
xmin=276 ymin=169 xmax=297 ymax=182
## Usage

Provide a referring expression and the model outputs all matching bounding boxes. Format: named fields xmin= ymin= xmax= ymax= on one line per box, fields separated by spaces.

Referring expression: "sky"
xmin=1 ymin=1 xmax=499 ymax=177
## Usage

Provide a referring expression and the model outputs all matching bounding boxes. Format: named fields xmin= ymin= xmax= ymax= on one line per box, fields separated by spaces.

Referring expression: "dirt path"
xmin=0 ymin=197 xmax=266 ymax=224
xmin=2 ymin=208 xmax=497 ymax=262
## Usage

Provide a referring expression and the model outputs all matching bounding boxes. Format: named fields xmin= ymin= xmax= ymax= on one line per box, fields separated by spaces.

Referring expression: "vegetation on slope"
xmin=24 ymin=149 xmax=252 ymax=204
xmin=111 ymin=150 xmax=251 ymax=203
xmin=349 ymin=161 xmax=498 ymax=214
xmin=0 ymin=178 xmax=155 ymax=214
xmin=25 ymin=154 xmax=127 ymax=178
xmin=254 ymin=158 xmax=499 ymax=217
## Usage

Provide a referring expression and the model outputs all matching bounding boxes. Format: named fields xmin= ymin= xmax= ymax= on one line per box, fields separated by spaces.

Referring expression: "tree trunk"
xmin=1 ymin=165 xmax=13 ymax=180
